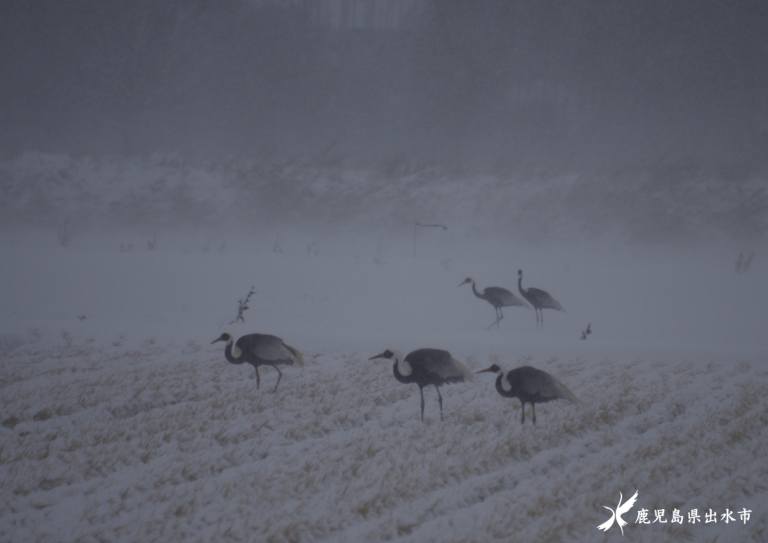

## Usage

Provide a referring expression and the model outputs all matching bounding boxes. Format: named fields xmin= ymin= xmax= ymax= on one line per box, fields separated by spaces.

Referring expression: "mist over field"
xmin=2 ymin=2 xmax=768 ymax=542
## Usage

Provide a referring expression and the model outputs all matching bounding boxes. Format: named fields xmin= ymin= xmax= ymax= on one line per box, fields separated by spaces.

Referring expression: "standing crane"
xmin=459 ymin=277 xmax=531 ymax=329
xmin=517 ymin=270 xmax=565 ymax=329
xmin=369 ymin=348 xmax=476 ymax=422
xmin=211 ymin=332 xmax=304 ymax=392
xmin=477 ymin=364 xmax=581 ymax=424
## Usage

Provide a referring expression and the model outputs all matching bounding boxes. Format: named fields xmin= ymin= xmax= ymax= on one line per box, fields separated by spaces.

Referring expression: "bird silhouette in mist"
xmin=477 ymin=364 xmax=581 ymax=424
xmin=369 ymin=348 xmax=476 ymax=422
xmin=517 ymin=270 xmax=566 ymax=329
xmin=211 ymin=332 xmax=304 ymax=392
xmin=459 ymin=277 xmax=530 ymax=329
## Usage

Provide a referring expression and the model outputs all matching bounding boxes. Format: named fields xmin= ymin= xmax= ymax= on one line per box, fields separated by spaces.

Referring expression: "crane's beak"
xmin=458 ymin=279 xmax=469 ymax=287
xmin=476 ymin=366 xmax=496 ymax=374
xmin=369 ymin=352 xmax=388 ymax=361
xmin=211 ymin=336 xmax=224 ymax=344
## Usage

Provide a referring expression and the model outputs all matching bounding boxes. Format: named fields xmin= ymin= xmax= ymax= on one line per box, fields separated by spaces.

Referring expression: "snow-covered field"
xmin=2 ymin=155 xmax=768 ymax=541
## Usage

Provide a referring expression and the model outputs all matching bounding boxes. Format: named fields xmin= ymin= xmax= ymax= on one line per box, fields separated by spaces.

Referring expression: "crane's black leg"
xmin=532 ymin=403 xmax=537 ymax=425
xmin=498 ymin=308 xmax=504 ymax=329
xmin=435 ymin=385 xmax=443 ymax=421
xmin=486 ymin=307 xmax=501 ymax=330
xmin=272 ymin=365 xmax=283 ymax=393
xmin=254 ymin=366 xmax=261 ymax=389
xmin=420 ymin=387 xmax=425 ymax=422
xmin=520 ymin=400 xmax=526 ymax=424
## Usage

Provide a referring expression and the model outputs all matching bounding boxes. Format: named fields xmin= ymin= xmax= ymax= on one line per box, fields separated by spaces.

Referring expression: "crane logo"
xmin=597 ymin=490 xmax=639 ymax=535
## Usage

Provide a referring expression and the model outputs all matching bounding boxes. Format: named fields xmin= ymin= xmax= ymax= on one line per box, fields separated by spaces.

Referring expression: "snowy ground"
xmin=2 ymin=155 xmax=768 ymax=541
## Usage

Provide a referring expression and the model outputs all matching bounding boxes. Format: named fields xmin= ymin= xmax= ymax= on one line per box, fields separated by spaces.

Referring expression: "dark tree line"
xmin=1 ymin=0 xmax=766 ymax=169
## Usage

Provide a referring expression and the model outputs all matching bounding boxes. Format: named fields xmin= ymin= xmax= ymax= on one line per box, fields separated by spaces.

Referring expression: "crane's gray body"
xmin=370 ymin=348 xmax=476 ymax=422
xmin=479 ymin=364 xmax=580 ymax=424
xmin=482 ymin=286 xmax=528 ymax=309
xmin=400 ymin=348 xmax=476 ymax=387
xmin=212 ymin=332 xmax=304 ymax=392
xmin=460 ymin=278 xmax=531 ymax=329
xmin=517 ymin=270 xmax=565 ymax=329
xmin=231 ymin=333 xmax=303 ymax=367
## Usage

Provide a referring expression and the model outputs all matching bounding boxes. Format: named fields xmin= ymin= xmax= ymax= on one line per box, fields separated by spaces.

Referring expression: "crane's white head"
xmin=477 ymin=363 xmax=503 ymax=376
xmin=477 ymin=363 xmax=511 ymax=391
xmin=369 ymin=349 xmax=410 ymax=375
xmin=369 ymin=349 xmax=397 ymax=361
xmin=211 ymin=332 xmax=233 ymax=345
xmin=459 ymin=277 xmax=473 ymax=287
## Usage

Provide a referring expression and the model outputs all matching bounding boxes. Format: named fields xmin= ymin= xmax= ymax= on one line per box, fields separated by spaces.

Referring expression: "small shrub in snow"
xmin=229 ymin=286 xmax=256 ymax=325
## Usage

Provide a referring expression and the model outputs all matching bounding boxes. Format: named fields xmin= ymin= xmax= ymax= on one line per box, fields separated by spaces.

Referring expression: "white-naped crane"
xmin=211 ymin=332 xmax=304 ymax=392
xmin=517 ymin=270 xmax=565 ymax=329
xmin=477 ymin=364 xmax=581 ymax=424
xmin=369 ymin=348 xmax=476 ymax=422
xmin=459 ymin=277 xmax=531 ymax=329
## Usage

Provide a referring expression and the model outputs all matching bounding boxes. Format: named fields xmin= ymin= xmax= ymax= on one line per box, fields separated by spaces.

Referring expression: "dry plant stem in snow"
xmin=229 ymin=286 xmax=256 ymax=325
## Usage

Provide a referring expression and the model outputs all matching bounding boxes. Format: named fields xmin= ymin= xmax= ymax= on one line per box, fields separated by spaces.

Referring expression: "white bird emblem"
xmin=597 ymin=490 xmax=639 ymax=535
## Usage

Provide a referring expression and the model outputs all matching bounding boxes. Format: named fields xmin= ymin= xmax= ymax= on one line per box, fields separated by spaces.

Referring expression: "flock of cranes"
xmin=212 ymin=269 xmax=580 ymax=425
xmin=461 ymin=270 xmax=566 ymax=330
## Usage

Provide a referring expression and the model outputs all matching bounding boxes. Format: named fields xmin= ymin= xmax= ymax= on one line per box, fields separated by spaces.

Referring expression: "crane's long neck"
xmin=518 ymin=275 xmax=527 ymax=297
xmin=471 ymin=281 xmax=485 ymax=300
xmin=224 ymin=341 xmax=244 ymax=364
xmin=496 ymin=371 xmax=513 ymax=395
xmin=392 ymin=351 xmax=413 ymax=384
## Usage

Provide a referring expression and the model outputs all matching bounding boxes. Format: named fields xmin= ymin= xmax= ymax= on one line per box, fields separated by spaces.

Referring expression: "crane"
xmin=517 ymin=270 xmax=565 ymax=329
xmin=459 ymin=277 xmax=531 ymax=329
xmin=369 ymin=348 xmax=476 ymax=422
xmin=211 ymin=332 xmax=304 ymax=392
xmin=477 ymin=364 xmax=581 ymax=424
